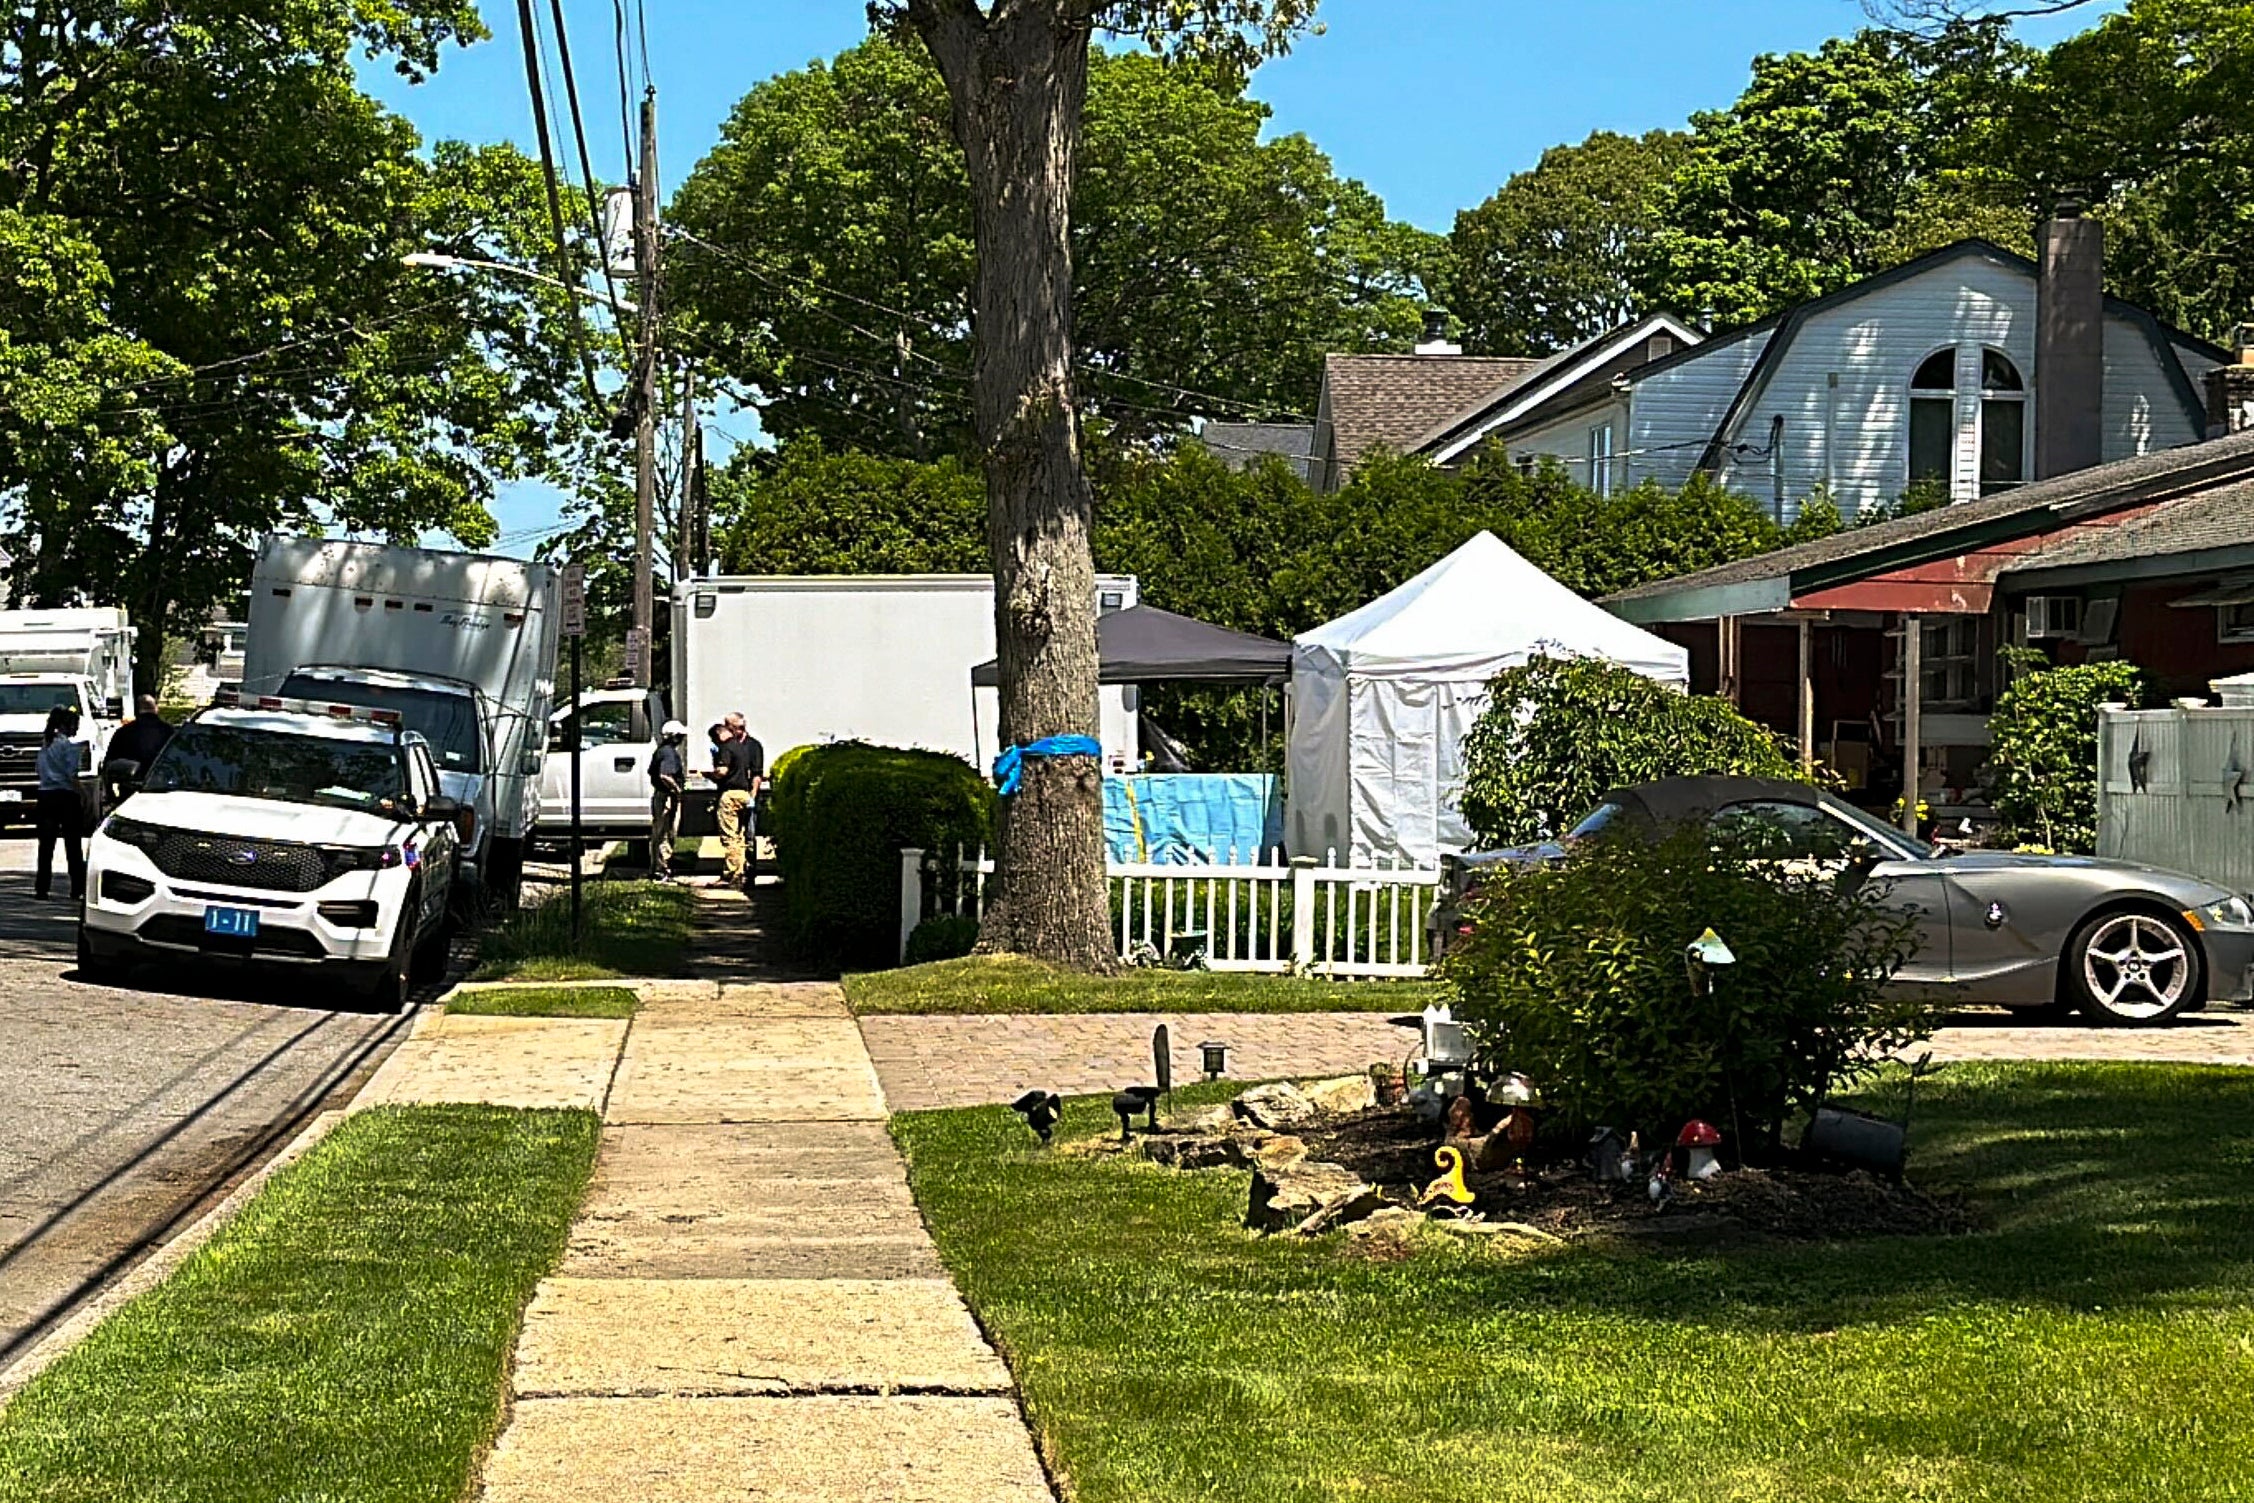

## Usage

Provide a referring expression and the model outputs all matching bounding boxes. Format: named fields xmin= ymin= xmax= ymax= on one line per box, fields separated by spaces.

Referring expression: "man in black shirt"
xmin=108 ymin=695 xmax=173 ymax=785
xmin=711 ymin=712 xmax=765 ymax=888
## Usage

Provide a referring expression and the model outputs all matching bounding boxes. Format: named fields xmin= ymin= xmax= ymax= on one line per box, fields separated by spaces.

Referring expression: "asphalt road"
xmin=0 ymin=834 xmax=423 ymax=1365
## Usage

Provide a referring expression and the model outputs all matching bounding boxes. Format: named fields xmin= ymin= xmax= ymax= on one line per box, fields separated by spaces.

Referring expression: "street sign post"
xmin=562 ymin=563 xmax=586 ymax=943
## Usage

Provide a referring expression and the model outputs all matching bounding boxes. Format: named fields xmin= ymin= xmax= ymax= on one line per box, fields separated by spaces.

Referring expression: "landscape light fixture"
xmin=1200 ymin=1040 xmax=1229 ymax=1080
xmin=1111 ymin=1088 xmax=1156 ymax=1143
xmin=1009 ymin=1089 xmax=1062 ymax=1145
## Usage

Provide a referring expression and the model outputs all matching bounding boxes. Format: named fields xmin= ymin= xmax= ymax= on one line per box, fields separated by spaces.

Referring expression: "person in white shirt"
xmin=34 ymin=704 xmax=86 ymax=901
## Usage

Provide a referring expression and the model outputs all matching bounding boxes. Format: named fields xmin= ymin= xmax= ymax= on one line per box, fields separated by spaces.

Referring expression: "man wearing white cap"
xmin=648 ymin=719 xmax=690 ymax=881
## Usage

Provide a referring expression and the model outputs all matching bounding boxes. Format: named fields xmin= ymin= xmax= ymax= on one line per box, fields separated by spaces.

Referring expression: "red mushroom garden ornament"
xmin=1677 ymin=1120 xmax=1723 ymax=1181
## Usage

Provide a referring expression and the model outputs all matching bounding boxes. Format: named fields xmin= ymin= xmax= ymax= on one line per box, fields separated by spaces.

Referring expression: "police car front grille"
xmin=147 ymin=832 xmax=332 ymax=892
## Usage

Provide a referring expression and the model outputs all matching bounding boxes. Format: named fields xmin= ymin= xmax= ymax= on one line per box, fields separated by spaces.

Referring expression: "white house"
xmin=1336 ymin=219 xmax=2228 ymax=522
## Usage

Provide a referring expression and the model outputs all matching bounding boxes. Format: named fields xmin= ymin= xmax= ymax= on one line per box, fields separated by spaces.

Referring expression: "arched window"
xmin=1908 ymin=349 xmax=1956 ymax=487
xmin=1979 ymin=350 xmax=2026 ymax=494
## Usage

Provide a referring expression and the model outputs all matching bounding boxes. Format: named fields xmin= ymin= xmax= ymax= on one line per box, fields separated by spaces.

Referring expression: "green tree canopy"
xmin=1644 ymin=26 xmax=2027 ymax=324
xmin=0 ymin=1 xmax=612 ymax=684
xmin=667 ymin=33 xmax=1434 ymax=459
xmin=1445 ymin=129 xmax=1688 ymax=356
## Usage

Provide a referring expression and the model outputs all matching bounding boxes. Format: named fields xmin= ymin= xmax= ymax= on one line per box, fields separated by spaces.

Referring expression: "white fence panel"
xmin=899 ymin=846 xmax=1440 ymax=979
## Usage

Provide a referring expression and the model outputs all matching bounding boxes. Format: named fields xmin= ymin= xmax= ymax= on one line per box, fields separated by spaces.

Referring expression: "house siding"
xmin=1706 ymin=255 xmax=2215 ymax=524
xmin=1497 ymin=396 xmax=1630 ymax=488
xmin=1625 ymin=329 xmax=1770 ymax=492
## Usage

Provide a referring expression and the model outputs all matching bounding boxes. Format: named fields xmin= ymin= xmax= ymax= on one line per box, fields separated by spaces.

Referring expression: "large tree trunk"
xmin=912 ymin=0 xmax=1114 ymax=970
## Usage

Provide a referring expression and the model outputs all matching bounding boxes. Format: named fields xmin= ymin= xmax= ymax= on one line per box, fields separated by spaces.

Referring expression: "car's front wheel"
xmin=2066 ymin=909 xmax=2202 ymax=1025
xmin=361 ymin=909 xmax=413 ymax=1014
xmin=75 ymin=925 xmax=124 ymax=986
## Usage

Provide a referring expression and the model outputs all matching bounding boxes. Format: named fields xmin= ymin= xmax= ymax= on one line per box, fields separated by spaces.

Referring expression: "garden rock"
xmin=1233 ymin=1082 xmax=1319 ymax=1130
xmin=1301 ymin=1075 xmax=1377 ymax=1115
xmin=1247 ymin=1159 xmax=1376 ymax=1233
xmin=1139 ymin=1133 xmax=1252 ymax=1171
xmin=1249 ymin=1133 xmax=1309 ymax=1170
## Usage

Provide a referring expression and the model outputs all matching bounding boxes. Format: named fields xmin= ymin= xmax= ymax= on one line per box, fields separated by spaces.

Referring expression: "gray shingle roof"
xmin=1604 ymin=425 xmax=2254 ymax=609
xmin=2006 ymin=474 xmax=2254 ymax=574
xmin=1194 ymin=421 xmax=1316 ymax=480
xmin=1321 ymin=353 xmax=1540 ymax=471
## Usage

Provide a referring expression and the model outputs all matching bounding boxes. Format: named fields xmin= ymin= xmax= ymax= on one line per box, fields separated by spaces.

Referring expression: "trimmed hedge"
xmin=768 ymin=741 xmax=994 ymax=968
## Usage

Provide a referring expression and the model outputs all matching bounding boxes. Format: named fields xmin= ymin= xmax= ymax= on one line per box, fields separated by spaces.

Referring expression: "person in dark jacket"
xmin=648 ymin=720 xmax=689 ymax=881
xmin=107 ymin=694 xmax=172 ymax=792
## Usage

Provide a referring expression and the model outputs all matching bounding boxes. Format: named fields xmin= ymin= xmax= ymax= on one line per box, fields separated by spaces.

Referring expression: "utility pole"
xmin=678 ymin=362 xmax=698 ymax=579
xmin=630 ymin=86 xmax=661 ymax=686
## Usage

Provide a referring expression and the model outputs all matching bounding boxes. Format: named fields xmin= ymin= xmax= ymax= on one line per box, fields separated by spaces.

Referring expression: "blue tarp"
xmin=1104 ymin=774 xmax=1282 ymax=864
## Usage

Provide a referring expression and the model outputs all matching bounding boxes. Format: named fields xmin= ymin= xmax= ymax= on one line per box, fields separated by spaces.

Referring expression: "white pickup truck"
xmin=535 ymin=683 xmax=671 ymax=846
xmin=0 ymin=606 xmax=133 ymax=827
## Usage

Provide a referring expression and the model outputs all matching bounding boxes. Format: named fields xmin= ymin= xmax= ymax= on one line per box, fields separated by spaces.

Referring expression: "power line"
xmin=513 ymin=0 xmax=605 ymax=410
xmin=610 ymin=0 xmax=636 ymax=172
xmin=544 ymin=0 xmax=634 ymax=368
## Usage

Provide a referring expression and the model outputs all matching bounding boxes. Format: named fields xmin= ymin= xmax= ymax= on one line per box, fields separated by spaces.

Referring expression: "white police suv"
xmin=76 ymin=692 xmax=466 ymax=1010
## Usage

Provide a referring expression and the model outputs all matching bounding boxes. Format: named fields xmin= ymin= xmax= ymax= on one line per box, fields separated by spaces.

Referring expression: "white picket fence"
xmin=899 ymin=845 xmax=1441 ymax=979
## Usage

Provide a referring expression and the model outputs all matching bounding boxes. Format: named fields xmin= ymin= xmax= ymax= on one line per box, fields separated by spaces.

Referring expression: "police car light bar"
xmin=210 ymin=687 xmax=405 ymax=728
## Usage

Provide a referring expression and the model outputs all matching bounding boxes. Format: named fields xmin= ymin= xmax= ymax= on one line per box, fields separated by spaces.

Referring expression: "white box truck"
xmin=673 ymin=574 xmax=1139 ymax=771
xmin=0 ymin=606 xmax=133 ymax=826
xmin=241 ymin=535 xmax=560 ymax=907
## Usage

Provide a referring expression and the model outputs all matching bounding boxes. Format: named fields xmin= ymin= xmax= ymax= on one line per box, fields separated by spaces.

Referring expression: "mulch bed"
xmin=1300 ymin=1108 xmax=1970 ymax=1243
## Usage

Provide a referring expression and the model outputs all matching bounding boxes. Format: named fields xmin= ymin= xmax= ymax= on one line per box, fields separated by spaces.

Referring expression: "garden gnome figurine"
xmin=1620 ymin=1130 xmax=1642 ymax=1184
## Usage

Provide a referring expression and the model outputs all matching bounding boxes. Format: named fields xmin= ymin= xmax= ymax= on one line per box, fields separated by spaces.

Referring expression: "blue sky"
xmin=360 ymin=0 xmax=2116 ymax=553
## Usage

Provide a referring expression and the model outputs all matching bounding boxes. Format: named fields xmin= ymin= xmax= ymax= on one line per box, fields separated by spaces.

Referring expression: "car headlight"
xmin=2191 ymin=895 xmax=2254 ymax=930
xmin=321 ymin=844 xmax=404 ymax=876
xmin=100 ymin=814 xmax=159 ymax=849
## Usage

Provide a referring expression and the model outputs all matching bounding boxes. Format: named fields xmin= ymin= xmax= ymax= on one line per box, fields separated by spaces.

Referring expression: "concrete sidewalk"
xmin=460 ymin=974 xmax=1053 ymax=1503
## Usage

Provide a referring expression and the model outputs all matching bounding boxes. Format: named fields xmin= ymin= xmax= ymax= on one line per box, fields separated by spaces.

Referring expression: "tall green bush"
xmin=1443 ymin=821 xmax=1931 ymax=1143
xmin=767 ymin=742 xmax=994 ymax=968
xmin=1459 ymin=655 xmax=1798 ymax=845
xmin=1988 ymin=649 xmax=2144 ymax=853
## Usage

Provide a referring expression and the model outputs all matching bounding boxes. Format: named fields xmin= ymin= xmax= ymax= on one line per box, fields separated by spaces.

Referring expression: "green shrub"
xmin=1988 ymin=649 xmax=2143 ymax=854
xmin=769 ymin=742 xmax=994 ymax=968
xmin=1443 ymin=822 xmax=1931 ymax=1146
xmin=1459 ymin=654 xmax=1799 ymax=845
xmin=905 ymin=914 xmax=981 ymax=965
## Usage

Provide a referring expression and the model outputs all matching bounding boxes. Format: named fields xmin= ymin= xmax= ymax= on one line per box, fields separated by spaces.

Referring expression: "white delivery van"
xmin=671 ymin=573 xmax=1140 ymax=770
xmin=240 ymin=536 xmax=560 ymax=908
xmin=0 ymin=606 xmax=134 ymax=826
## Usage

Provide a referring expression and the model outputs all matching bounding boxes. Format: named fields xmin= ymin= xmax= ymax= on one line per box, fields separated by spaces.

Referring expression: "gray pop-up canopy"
xmin=970 ymin=604 xmax=1290 ymax=686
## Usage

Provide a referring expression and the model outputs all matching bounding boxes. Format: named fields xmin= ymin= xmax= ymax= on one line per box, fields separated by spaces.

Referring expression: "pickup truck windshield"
xmin=0 ymin=684 xmax=84 ymax=716
xmin=277 ymin=675 xmax=483 ymax=773
xmin=145 ymin=723 xmax=406 ymax=814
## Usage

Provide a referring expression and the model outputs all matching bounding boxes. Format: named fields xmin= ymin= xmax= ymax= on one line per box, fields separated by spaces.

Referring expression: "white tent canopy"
xmin=1286 ymin=531 xmax=1690 ymax=866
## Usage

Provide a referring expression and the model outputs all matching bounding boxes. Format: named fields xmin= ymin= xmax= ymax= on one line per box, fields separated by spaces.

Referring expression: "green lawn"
xmin=471 ymin=879 xmax=694 ymax=981
xmin=445 ymin=984 xmax=639 ymax=1019
xmin=892 ymin=1062 xmax=2254 ymax=1503
xmin=845 ymin=955 xmax=1443 ymax=1015
xmin=0 ymin=1104 xmax=599 ymax=1503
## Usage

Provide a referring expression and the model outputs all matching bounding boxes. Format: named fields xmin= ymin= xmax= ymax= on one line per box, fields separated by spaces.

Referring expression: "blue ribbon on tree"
xmin=993 ymin=734 xmax=1102 ymax=796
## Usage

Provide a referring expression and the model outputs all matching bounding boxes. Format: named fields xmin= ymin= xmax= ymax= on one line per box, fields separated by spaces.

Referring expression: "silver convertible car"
xmin=1444 ymin=775 xmax=2254 ymax=1027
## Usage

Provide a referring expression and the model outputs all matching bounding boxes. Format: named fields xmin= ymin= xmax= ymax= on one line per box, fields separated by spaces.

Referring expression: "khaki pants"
xmin=650 ymin=786 xmax=682 ymax=877
xmin=717 ymin=788 xmax=753 ymax=884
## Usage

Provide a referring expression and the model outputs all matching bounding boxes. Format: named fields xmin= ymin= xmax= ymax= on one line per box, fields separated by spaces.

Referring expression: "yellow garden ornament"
xmin=1419 ymin=1144 xmax=1475 ymax=1207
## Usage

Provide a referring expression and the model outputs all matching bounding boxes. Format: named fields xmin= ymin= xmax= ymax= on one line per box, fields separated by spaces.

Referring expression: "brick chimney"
xmin=2034 ymin=201 xmax=2105 ymax=478
xmin=2206 ymin=322 xmax=2254 ymax=437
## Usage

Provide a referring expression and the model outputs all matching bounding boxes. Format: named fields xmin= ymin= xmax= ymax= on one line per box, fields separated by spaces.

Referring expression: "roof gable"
xmin=1415 ymin=313 xmax=1706 ymax=463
